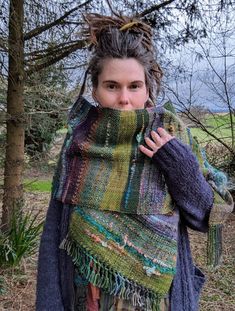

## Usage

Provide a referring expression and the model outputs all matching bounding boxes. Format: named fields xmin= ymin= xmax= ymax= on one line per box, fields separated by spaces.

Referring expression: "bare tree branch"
xmin=60 ymin=63 xmax=87 ymax=70
xmin=198 ymin=41 xmax=234 ymax=148
xmin=137 ymin=0 xmax=176 ymax=17
xmin=164 ymin=84 xmax=235 ymax=155
xmin=106 ymin=0 xmax=121 ymax=18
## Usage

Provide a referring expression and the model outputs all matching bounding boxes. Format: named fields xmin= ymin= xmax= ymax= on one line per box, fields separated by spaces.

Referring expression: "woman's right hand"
xmin=139 ymin=127 xmax=174 ymax=158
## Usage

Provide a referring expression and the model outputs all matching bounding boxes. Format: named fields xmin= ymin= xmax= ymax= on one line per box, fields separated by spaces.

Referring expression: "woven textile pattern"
xmin=36 ymin=98 xmax=233 ymax=311
xmin=55 ymin=96 xmax=233 ymax=310
xmin=61 ymin=206 xmax=179 ymax=310
xmin=54 ymin=97 xmax=187 ymax=215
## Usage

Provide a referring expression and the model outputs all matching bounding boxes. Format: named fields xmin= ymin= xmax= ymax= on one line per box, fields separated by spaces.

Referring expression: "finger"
xmin=150 ymin=131 xmax=162 ymax=145
xmin=145 ymin=137 xmax=158 ymax=151
xmin=157 ymin=127 xmax=170 ymax=137
xmin=139 ymin=145 xmax=154 ymax=158
xmin=157 ymin=128 xmax=175 ymax=146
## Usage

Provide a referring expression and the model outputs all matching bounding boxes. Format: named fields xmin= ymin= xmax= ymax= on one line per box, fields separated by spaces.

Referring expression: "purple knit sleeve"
xmin=152 ymin=138 xmax=214 ymax=232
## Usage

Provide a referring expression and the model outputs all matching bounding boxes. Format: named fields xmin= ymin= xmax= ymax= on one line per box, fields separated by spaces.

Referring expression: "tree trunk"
xmin=2 ymin=0 xmax=24 ymax=231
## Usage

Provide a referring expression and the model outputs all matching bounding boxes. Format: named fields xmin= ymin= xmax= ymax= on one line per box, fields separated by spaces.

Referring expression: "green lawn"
xmin=189 ymin=113 xmax=234 ymax=145
xmin=24 ymin=179 xmax=52 ymax=192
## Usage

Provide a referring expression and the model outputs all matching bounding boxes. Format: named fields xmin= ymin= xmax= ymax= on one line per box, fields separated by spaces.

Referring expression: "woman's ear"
xmin=145 ymin=98 xmax=154 ymax=108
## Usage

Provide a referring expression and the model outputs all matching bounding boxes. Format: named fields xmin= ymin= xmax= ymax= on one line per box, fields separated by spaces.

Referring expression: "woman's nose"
xmin=118 ymin=89 xmax=129 ymax=105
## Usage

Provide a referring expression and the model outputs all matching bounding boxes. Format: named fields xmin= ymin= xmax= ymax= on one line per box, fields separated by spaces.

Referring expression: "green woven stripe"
xmin=68 ymin=210 xmax=176 ymax=295
xmin=100 ymin=111 xmax=137 ymax=211
xmin=75 ymin=207 xmax=177 ymax=263
xmin=78 ymin=111 xmax=116 ymax=207
xmin=100 ymin=211 xmax=177 ymax=257
xmin=121 ymin=111 xmax=147 ymax=211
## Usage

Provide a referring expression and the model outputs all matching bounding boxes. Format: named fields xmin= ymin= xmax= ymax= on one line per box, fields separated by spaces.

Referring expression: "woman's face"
xmin=93 ymin=58 xmax=149 ymax=110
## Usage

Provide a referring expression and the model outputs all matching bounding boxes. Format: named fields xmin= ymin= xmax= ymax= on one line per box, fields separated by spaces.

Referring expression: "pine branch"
xmin=25 ymin=40 xmax=82 ymax=58
xmin=0 ymin=38 xmax=8 ymax=52
xmin=25 ymin=40 xmax=86 ymax=75
xmin=24 ymin=0 xmax=92 ymax=41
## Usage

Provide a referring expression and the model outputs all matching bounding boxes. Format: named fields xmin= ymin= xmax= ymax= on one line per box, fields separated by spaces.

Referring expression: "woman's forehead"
xmin=99 ymin=58 xmax=146 ymax=81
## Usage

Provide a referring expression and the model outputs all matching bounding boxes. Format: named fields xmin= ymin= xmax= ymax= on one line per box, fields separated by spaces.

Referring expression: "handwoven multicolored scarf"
xmin=61 ymin=207 xmax=178 ymax=310
xmin=55 ymin=97 xmax=233 ymax=311
xmin=54 ymin=97 xmax=187 ymax=214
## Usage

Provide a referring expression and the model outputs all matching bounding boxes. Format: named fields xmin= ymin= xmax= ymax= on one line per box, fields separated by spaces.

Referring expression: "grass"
xmin=190 ymin=113 xmax=234 ymax=145
xmin=190 ymin=213 xmax=235 ymax=311
xmin=0 ymin=180 xmax=52 ymax=193
xmin=24 ymin=179 xmax=52 ymax=192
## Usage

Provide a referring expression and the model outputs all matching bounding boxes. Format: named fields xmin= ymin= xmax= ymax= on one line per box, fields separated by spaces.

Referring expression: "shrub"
xmin=205 ymin=143 xmax=235 ymax=177
xmin=0 ymin=209 xmax=44 ymax=268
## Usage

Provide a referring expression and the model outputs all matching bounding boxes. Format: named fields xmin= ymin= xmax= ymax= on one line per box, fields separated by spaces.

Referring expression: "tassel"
xmin=207 ymin=224 xmax=223 ymax=267
xmin=61 ymin=237 xmax=163 ymax=310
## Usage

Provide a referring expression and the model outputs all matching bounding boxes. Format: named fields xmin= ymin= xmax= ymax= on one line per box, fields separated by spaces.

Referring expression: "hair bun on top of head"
xmin=80 ymin=13 xmax=163 ymax=101
xmin=83 ymin=13 xmax=153 ymax=53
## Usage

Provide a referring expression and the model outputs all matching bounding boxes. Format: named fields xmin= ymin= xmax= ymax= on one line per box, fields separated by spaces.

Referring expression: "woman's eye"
xmin=106 ymin=84 xmax=117 ymax=90
xmin=130 ymin=84 xmax=140 ymax=90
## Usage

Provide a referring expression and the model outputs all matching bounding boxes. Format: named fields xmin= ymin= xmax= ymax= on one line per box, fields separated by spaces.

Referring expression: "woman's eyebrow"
xmin=130 ymin=80 xmax=144 ymax=84
xmin=102 ymin=80 xmax=144 ymax=84
xmin=102 ymin=80 xmax=118 ymax=84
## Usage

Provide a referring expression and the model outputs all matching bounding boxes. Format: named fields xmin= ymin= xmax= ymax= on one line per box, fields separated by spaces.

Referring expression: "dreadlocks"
xmin=80 ymin=13 xmax=163 ymax=102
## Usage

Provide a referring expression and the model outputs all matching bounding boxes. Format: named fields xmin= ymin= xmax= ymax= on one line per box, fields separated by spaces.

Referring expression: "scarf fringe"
xmin=60 ymin=237 xmax=162 ymax=311
xmin=207 ymin=224 xmax=223 ymax=267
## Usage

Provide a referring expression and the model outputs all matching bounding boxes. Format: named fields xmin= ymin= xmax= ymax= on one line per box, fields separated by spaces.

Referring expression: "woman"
xmin=36 ymin=13 xmax=233 ymax=311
